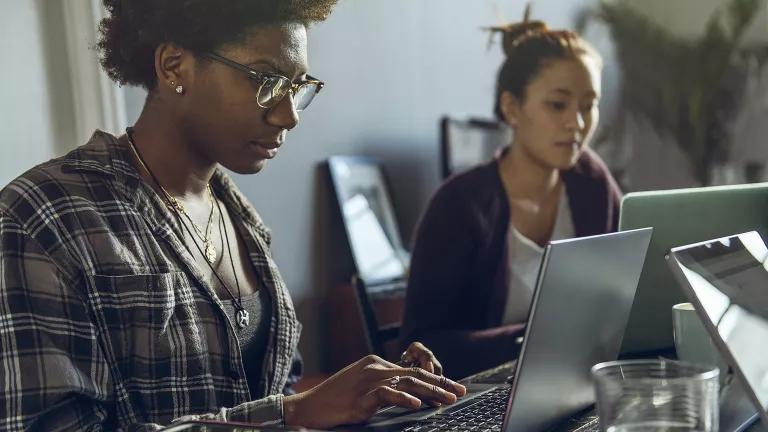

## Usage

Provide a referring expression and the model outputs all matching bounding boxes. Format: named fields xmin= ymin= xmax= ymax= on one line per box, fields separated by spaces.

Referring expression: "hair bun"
xmin=487 ymin=21 xmax=549 ymax=56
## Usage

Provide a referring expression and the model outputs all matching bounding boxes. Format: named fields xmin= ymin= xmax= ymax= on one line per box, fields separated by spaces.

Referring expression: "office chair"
xmin=351 ymin=274 xmax=406 ymax=359
xmin=439 ymin=116 xmax=512 ymax=179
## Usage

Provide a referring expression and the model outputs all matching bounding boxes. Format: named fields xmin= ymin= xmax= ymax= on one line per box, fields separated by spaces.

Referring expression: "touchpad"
xmin=366 ymin=383 xmax=500 ymax=426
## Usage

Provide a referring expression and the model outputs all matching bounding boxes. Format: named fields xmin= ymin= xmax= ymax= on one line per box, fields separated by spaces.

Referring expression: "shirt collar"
xmin=61 ymin=130 xmax=263 ymax=228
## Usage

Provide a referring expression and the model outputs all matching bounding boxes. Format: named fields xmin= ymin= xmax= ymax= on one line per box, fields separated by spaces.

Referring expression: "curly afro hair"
xmin=97 ymin=0 xmax=338 ymax=90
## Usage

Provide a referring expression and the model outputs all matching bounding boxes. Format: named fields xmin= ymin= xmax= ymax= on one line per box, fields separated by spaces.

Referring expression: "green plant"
xmin=579 ymin=0 xmax=765 ymax=185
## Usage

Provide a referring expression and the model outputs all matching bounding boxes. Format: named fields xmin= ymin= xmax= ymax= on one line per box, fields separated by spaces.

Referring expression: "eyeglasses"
xmin=205 ymin=52 xmax=324 ymax=112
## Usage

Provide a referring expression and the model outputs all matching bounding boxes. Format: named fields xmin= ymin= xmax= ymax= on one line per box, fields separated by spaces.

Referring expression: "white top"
xmin=501 ymin=190 xmax=575 ymax=325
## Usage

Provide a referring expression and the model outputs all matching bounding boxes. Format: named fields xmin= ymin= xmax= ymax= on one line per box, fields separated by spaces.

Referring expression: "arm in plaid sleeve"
xmin=0 ymin=213 xmax=122 ymax=430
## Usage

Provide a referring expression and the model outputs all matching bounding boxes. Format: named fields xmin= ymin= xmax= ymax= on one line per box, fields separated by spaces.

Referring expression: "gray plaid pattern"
xmin=0 ymin=131 xmax=301 ymax=431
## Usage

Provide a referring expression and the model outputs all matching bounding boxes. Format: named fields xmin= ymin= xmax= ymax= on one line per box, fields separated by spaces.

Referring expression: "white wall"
xmin=0 ymin=0 xmax=71 ymax=184
xmin=1 ymin=0 xmax=126 ymax=185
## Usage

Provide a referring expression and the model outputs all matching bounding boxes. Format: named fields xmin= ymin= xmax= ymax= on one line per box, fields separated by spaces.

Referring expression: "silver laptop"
xmin=667 ymin=231 xmax=768 ymax=431
xmin=618 ymin=183 xmax=768 ymax=355
xmin=351 ymin=228 xmax=652 ymax=432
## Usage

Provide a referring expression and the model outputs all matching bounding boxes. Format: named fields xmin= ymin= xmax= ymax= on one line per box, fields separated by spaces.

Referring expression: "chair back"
xmin=440 ymin=116 xmax=511 ymax=178
xmin=352 ymin=274 xmax=406 ymax=360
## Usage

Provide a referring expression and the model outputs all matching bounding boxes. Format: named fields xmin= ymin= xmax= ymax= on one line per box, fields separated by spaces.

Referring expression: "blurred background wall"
xmin=1 ymin=0 xmax=73 ymax=185
xmin=2 ymin=0 xmax=767 ymax=374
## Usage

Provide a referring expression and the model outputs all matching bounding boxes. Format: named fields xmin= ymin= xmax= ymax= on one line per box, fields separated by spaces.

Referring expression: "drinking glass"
xmin=592 ymin=359 xmax=719 ymax=432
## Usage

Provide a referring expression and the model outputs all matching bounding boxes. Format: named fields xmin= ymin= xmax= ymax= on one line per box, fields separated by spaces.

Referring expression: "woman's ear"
xmin=499 ymin=91 xmax=521 ymax=128
xmin=154 ymin=42 xmax=195 ymax=96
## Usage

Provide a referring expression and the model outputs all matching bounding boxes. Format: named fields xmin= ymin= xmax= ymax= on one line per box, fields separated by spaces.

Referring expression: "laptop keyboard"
xmin=401 ymin=387 xmax=510 ymax=432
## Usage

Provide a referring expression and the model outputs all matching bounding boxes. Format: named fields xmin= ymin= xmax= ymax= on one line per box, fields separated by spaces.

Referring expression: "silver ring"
xmin=399 ymin=351 xmax=417 ymax=367
xmin=389 ymin=376 xmax=401 ymax=389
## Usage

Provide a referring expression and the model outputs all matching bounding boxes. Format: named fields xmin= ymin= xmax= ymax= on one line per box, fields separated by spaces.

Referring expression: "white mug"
xmin=672 ymin=302 xmax=724 ymax=372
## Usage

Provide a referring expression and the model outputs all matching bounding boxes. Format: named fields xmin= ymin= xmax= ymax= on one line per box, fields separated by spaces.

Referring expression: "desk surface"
xmin=461 ymin=362 xmax=767 ymax=432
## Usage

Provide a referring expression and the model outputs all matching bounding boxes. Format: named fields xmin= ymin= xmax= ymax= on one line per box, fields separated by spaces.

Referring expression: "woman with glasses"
xmin=0 ymin=1 xmax=464 ymax=430
xmin=400 ymin=17 xmax=623 ymax=379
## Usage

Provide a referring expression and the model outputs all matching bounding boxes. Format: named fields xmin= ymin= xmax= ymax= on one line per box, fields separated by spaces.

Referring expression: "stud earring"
xmin=170 ymin=81 xmax=183 ymax=95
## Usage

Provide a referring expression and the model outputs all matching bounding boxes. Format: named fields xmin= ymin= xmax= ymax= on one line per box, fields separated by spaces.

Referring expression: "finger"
xmin=398 ymin=367 xmax=467 ymax=397
xmin=414 ymin=350 xmax=442 ymax=375
xmin=404 ymin=342 xmax=427 ymax=362
xmin=390 ymin=375 xmax=459 ymax=405
xmin=412 ymin=345 xmax=443 ymax=376
xmin=403 ymin=342 xmax=433 ymax=371
xmin=412 ymin=351 xmax=434 ymax=374
xmin=433 ymin=358 xmax=443 ymax=376
xmin=378 ymin=357 xmax=402 ymax=369
xmin=397 ymin=350 xmax=417 ymax=368
xmin=407 ymin=341 xmax=427 ymax=352
xmin=370 ymin=385 xmax=422 ymax=410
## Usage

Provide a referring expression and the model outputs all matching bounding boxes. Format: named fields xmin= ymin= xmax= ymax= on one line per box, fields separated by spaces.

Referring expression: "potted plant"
xmin=578 ymin=0 xmax=765 ymax=186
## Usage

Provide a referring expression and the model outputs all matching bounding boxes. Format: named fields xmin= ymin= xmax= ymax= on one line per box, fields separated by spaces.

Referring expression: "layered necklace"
xmin=163 ymin=183 xmax=217 ymax=263
xmin=126 ymin=128 xmax=250 ymax=328
xmin=159 ymin=182 xmax=217 ymax=264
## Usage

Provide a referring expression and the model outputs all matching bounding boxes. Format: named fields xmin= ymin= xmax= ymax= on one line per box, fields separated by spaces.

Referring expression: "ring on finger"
xmin=399 ymin=351 xmax=417 ymax=368
xmin=389 ymin=376 xmax=401 ymax=390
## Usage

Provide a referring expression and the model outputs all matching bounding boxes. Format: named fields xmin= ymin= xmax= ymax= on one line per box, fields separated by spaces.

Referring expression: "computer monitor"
xmin=618 ymin=183 xmax=768 ymax=355
xmin=440 ymin=116 xmax=511 ymax=179
xmin=327 ymin=156 xmax=409 ymax=286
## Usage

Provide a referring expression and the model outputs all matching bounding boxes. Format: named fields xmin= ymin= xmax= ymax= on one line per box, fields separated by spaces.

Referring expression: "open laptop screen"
xmin=669 ymin=231 xmax=768 ymax=417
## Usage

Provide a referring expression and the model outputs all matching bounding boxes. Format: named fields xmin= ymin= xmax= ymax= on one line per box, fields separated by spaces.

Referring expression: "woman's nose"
xmin=565 ymin=109 xmax=585 ymax=131
xmin=266 ymin=94 xmax=300 ymax=130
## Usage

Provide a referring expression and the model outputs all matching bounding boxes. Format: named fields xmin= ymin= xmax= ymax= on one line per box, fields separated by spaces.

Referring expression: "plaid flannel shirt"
xmin=0 ymin=131 xmax=302 ymax=431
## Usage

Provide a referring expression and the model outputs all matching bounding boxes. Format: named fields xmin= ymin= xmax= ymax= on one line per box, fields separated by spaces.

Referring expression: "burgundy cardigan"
xmin=399 ymin=148 xmax=622 ymax=379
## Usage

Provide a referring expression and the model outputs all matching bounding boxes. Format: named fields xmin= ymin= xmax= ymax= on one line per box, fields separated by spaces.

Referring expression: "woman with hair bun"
xmin=0 ymin=1 xmax=465 ymax=430
xmin=400 ymin=17 xmax=622 ymax=379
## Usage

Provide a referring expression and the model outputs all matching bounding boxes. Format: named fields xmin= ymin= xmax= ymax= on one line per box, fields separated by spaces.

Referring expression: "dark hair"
xmin=97 ymin=0 xmax=338 ymax=90
xmin=491 ymin=21 xmax=602 ymax=121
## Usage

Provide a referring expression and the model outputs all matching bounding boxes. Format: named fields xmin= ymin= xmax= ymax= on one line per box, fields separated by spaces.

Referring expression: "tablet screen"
xmin=670 ymin=231 xmax=768 ymax=414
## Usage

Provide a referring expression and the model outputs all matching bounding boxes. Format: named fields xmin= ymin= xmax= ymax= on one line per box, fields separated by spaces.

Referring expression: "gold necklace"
xmin=176 ymin=186 xmax=217 ymax=264
xmin=126 ymin=129 xmax=248 ymax=327
xmin=126 ymin=135 xmax=218 ymax=263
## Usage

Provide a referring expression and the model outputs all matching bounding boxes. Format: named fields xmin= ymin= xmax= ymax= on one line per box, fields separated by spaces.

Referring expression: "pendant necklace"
xmin=126 ymin=128 xmax=249 ymax=328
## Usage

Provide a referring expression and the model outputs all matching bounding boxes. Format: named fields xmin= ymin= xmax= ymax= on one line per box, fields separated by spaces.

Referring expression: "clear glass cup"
xmin=592 ymin=359 xmax=720 ymax=432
